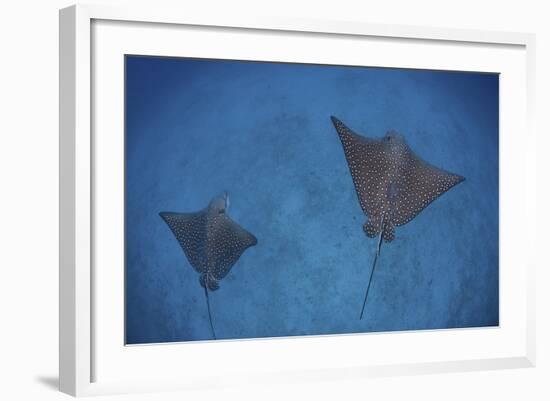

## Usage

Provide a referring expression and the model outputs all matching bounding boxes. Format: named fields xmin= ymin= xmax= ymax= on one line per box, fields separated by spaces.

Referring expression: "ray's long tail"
xmin=360 ymin=229 xmax=384 ymax=320
xmin=204 ymin=287 xmax=217 ymax=340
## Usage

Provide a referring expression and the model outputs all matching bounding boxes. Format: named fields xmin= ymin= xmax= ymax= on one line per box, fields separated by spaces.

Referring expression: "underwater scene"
xmin=125 ymin=55 xmax=499 ymax=344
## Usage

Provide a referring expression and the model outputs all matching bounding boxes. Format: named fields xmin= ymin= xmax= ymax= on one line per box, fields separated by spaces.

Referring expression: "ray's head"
xmin=381 ymin=130 xmax=409 ymax=155
xmin=383 ymin=130 xmax=404 ymax=144
xmin=209 ymin=191 xmax=230 ymax=215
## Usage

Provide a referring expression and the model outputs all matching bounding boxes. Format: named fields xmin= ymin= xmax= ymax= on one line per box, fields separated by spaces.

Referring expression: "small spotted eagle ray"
xmin=330 ymin=116 xmax=465 ymax=319
xmin=160 ymin=192 xmax=258 ymax=339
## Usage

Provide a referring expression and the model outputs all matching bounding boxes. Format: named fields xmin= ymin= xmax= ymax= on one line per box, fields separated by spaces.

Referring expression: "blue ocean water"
xmin=125 ymin=55 xmax=499 ymax=344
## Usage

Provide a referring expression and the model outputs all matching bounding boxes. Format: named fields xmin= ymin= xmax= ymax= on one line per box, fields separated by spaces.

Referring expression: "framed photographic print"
xmin=59 ymin=4 xmax=536 ymax=396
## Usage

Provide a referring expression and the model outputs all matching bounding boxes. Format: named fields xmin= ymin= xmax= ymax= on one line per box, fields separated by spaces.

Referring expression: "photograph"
xmin=2 ymin=0 xmax=545 ymax=399
xmin=124 ymin=55 xmax=499 ymax=344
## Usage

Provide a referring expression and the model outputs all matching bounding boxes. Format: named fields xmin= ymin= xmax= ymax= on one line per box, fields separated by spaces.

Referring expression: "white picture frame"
xmin=59 ymin=4 xmax=536 ymax=397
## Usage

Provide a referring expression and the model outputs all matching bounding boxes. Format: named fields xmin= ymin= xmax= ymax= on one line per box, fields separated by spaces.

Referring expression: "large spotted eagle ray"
xmin=330 ymin=116 xmax=465 ymax=319
xmin=160 ymin=192 xmax=257 ymax=339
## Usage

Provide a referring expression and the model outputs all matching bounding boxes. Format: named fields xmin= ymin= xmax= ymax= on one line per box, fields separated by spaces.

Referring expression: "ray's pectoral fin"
xmin=199 ymin=273 xmax=220 ymax=291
